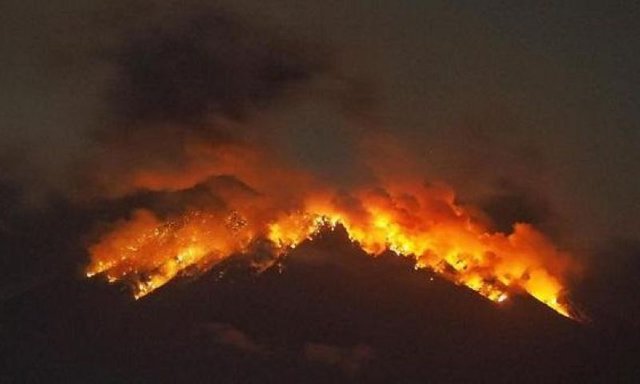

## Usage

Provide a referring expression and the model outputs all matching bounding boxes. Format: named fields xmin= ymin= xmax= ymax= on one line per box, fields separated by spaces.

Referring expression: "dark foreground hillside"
xmin=2 ymin=225 xmax=638 ymax=383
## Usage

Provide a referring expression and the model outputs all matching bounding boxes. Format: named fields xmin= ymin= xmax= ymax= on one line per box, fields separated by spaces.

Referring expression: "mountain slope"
xmin=0 ymin=227 xmax=628 ymax=383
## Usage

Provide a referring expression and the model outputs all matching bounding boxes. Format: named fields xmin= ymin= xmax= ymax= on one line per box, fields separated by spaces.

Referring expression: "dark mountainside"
xmin=1 ymin=196 xmax=638 ymax=383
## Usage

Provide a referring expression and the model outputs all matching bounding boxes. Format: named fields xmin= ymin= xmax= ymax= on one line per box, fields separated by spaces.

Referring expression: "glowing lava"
xmin=86 ymin=182 xmax=575 ymax=319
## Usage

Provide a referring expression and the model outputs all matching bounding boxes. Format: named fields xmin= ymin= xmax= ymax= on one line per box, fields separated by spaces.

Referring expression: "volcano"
xmin=2 ymin=225 xmax=634 ymax=383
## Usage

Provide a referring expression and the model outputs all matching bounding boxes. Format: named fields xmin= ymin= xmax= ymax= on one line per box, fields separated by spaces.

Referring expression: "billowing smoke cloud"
xmin=84 ymin=2 xmax=355 ymax=199
xmin=109 ymin=9 xmax=322 ymax=124
xmin=0 ymin=0 xmax=368 ymax=204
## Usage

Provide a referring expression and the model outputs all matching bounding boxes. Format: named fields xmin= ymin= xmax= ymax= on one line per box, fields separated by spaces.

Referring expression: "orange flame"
xmin=86 ymin=180 xmax=575 ymax=318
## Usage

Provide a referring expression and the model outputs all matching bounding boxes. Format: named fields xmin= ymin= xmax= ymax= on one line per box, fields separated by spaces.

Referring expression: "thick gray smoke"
xmin=0 ymin=0 xmax=369 ymax=204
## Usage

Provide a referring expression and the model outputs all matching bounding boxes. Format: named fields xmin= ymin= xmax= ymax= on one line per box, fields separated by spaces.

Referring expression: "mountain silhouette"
xmin=1 ymin=225 xmax=636 ymax=383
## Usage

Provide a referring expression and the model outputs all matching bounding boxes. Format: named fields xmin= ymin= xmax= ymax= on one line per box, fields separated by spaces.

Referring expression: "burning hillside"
xmin=86 ymin=177 xmax=575 ymax=318
xmin=79 ymin=5 xmax=578 ymax=320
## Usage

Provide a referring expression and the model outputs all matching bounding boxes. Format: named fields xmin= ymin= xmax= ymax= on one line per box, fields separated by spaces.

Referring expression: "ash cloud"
xmin=477 ymin=178 xmax=555 ymax=235
xmin=1 ymin=0 xmax=364 ymax=204
xmin=108 ymin=7 xmax=325 ymax=126
xmin=88 ymin=2 xmax=339 ymax=198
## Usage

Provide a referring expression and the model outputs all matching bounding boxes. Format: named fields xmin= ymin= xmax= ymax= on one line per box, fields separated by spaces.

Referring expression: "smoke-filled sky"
xmin=1 ymin=1 xmax=638 ymax=253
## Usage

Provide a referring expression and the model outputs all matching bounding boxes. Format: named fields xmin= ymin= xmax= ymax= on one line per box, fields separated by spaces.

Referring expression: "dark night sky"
xmin=1 ymin=1 xmax=639 ymax=382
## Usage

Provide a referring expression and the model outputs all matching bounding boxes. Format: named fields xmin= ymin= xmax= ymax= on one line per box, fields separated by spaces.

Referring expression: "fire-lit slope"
xmin=3 ymin=227 xmax=596 ymax=383
xmin=78 ymin=3 xmax=577 ymax=321
xmin=86 ymin=180 xmax=576 ymax=318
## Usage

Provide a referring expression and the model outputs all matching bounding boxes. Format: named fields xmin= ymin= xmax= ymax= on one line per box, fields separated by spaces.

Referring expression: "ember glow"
xmin=86 ymin=179 xmax=575 ymax=318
